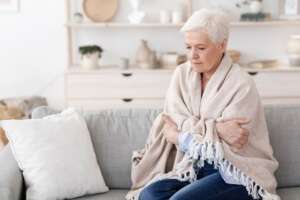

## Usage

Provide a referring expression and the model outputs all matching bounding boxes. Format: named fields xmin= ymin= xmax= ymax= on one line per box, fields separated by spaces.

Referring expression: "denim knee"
xmin=170 ymin=194 xmax=187 ymax=200
xmin=139 ymin=186 xmax=156 ymax=200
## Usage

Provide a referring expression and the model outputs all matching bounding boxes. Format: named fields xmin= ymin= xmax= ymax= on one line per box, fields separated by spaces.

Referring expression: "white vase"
xmin=172 ymin=10 xmax=184 ymax=24
xmin=288 ymin=35 xmax=300 ymax=54
xmin=136 ymin=40 xmax=153 ymax=68
xmin=81 ymin=52 xmax=100 ymax=70
xmin=160 ymin=10 xmax=171 ymax=24
xmin=128 ymin=0 xmax=145 ymax=24
xmin=249 ymin=1 xmax=263 ymax=14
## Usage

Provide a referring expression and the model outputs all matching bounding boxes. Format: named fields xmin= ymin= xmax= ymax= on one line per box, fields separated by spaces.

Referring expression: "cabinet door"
xmin=251 ymin=72 xmax=300 ymax=98
xmin=67 ymin=98 xmax=164 ymax=110
xmin=66 ymin=72 xmax=172 ymax=99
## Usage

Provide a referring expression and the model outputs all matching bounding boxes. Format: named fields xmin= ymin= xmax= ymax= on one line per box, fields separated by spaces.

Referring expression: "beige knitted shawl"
xmin=126 ymin=54 xmax=279 ymax=200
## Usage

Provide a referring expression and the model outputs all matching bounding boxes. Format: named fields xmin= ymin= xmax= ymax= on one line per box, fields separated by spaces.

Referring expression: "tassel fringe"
xmin=174 ymin=139 xmax=280 ymax=200
xmin=126 ymin=139 xmax=280 ymax=200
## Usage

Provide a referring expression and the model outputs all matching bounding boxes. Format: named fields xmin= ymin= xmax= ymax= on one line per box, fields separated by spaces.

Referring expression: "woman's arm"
xmin=162 ymin=114 xmax=250 ymax=151
xmin=216 ymin=118 xmax=250 ymax=150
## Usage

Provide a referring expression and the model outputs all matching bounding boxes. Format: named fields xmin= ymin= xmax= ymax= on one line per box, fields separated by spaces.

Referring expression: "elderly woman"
xmin=126 ymin=9 xmax=279 ymax=200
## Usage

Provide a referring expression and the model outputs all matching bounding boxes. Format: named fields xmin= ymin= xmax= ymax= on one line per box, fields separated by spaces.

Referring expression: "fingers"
xmin=226 ymin=127 xmax=249 ymax=149
xmin=231 ymin=146 xmax=240 ymax=153
xmin=239 ymin=127 xmax=249 ymax=137
xmin=233 ymin=129 xmax=249 ymax=149
xmin=235 ymin=118 xmax=251 ymax=125
xmin=220 ymin=117 xmax=250 ymax=125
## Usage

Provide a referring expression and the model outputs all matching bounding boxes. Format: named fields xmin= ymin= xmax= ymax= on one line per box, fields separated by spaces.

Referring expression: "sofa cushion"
xmin=265 ymin=105 xmax=300 ymax=188
xmin=277 ymin=187 xmax=300 ymax=200
xmin=72 ymin=188 xmax=300 ymax=200
xmin=73 ymin=189 xmax=128 ymax=200
xmin=2 ymin=108 xmax=108 ymax=199
xmin=84 ymin=109 xmax=161 ymax=189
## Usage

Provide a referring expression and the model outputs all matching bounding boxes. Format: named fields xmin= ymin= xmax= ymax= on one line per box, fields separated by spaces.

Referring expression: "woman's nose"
xmin=191 ymin=48 xmax=199 ymax=59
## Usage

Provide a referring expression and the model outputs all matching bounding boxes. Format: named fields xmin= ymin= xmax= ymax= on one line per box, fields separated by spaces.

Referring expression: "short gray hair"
xmin=181 ymin=8 xmax=230 ymax=44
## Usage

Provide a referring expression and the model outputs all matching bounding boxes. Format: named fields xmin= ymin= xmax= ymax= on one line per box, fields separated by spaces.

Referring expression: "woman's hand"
xmin=216 ymin=118 xmax=250 ymax=151
xmin=162 ymin=114 xmax=179 ymax=145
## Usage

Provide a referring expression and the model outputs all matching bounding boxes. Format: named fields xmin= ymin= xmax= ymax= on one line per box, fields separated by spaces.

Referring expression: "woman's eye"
xmin=198 ymin=48 xmax=206 ymax=50
xmin=186 ymin=46 xmax=191 ymax=50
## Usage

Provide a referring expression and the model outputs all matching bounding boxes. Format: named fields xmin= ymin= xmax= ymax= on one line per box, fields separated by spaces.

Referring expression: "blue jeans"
xmin=139 ymin=161 xmax=256 ymax=200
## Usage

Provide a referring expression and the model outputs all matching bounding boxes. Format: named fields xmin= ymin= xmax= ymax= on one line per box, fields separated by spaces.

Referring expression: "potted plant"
xmin=79 ymin=45 xmax=103 ymax=70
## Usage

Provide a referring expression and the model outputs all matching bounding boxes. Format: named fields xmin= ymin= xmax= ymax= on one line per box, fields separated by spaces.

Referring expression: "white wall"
xmin=0 ymin=0 xmax=299 ymax=109
xmin=0 ymin=0 xmax=66 ymax=109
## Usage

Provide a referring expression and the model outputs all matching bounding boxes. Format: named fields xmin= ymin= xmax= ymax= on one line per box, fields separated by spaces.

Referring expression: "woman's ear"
xmin=217 ymin=39 xmax=227 ymax=52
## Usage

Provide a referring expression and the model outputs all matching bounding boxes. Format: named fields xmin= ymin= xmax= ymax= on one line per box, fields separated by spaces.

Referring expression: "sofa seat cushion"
xmin=73 ymin=189 xmax=128 ymax=200
xmin=277 ymin=187 xmax=300 ymax=200
xmin=73 ymin=188 xmax=300 ymax=200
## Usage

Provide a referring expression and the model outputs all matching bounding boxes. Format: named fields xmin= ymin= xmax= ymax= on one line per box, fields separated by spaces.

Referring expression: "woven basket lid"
xmin=83 ymin=0 xmax=118 ymax=22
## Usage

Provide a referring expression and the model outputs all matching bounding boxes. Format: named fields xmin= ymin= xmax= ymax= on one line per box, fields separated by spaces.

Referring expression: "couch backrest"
xmin=83 ymin=109 xmax=161 ymax=189
xmin=32 ymin=105 xmax=300 ymax=189
xmin=32 ymin=107 xmax=161 ymax=189
xmin=264 ymin=105 xmax=300 ymax=188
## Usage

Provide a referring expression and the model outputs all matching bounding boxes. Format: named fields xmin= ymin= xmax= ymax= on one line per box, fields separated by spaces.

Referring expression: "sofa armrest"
xmin=0 ymin=145 xmax=24 ymax=200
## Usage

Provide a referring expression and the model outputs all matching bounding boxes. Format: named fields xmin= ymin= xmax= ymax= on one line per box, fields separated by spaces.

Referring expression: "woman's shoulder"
xmin=230 ymin=63 xmax=256 ymax=89
xmin=171 ymin=61 xmax=192 ymax=79
xmin=174 ymin=61 xmax=191 ymax=72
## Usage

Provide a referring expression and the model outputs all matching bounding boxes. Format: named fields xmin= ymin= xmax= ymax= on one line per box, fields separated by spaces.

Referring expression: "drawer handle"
xmin=248 ymin=72 xmax=258 ymax=76
xmin=122 ymin=73 xmax=132 ymax=77
xmin=122 ymin=98 xmax=133 ymax=102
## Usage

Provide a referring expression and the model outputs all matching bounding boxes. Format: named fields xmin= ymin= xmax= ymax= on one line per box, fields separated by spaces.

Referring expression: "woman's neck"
xmin=201 ymin=53 xmax=224 ymax=95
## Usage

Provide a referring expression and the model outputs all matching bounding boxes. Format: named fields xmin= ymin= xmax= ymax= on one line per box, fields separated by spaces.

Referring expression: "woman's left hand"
xmin=162 ymin=114 xmax=179 ymax=145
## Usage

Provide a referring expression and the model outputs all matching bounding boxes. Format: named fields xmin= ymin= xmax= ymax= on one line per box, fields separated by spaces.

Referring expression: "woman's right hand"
xmin=216 ymin=118 xmax=250 ymax=151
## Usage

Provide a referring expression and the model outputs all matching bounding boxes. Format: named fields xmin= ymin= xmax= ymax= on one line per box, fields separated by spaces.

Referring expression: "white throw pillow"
xmin=1 ymin=108 xmax=108 ymax=200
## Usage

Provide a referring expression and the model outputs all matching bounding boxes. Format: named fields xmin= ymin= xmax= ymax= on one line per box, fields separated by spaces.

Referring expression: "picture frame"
xmin=279 ymin=0 xmax=300 ymax=19
xmin=0 ymin=0 xmax=19 ymax=12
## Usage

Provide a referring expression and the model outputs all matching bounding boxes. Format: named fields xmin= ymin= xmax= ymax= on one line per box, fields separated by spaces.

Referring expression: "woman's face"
xmin=184 ymin=31 xmax=227 ymax=74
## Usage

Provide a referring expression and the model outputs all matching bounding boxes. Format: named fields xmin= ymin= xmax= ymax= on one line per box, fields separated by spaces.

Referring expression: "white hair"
xmin=181 ymin=8 xmax=230 ymax=44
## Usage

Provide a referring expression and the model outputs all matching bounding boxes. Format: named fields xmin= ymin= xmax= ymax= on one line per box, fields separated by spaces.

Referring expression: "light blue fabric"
xmin=178 ymin=132 xmax=240 ymax=185
xmin=178 ymin=132 xmax=193 ymax=153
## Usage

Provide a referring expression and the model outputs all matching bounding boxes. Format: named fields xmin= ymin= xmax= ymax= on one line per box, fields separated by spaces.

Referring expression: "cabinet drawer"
xmin=67 ymin=98 xmax=164 ymax=110
xmin=252 ymin=72 xmax=300 ymax=98
xmin=66 ymin=72 xmax=172 ymax=99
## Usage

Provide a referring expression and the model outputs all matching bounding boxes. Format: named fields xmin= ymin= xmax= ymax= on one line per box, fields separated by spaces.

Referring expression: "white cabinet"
xmin=250 ymin=71 xmax=300 ymax=105
xmin=65 ymin=68 xmax=173 ymax=110
xmin=65 ymin=68 xmax=300 ymax=110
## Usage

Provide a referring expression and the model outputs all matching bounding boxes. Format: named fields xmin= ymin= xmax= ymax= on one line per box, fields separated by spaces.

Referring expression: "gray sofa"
xmin=0 ymin=105 xmax=300 ymax=200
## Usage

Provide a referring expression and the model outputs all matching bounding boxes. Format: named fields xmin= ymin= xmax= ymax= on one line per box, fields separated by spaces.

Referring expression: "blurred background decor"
xmin=247 ymin=59 xmax=279 ymax=69
xmin=83 ymin=0 xmax=119 ymax=22
xmin=79 ymin=45 xmax=103 ymax=70
xmin=279 ymin=0 xmax=300 ymax=20
xmin=287 ymin=35 xmax=300 ymax=66
xmin=159 ymin=52 xmax=187 ymax=69
xmin=73 ymin=12 xmax=84 ymax=23
xmin=128 ymin=0 xmax=145 ymax=24
xmin=0 ymin=96 xmax=47 ymax=151
xmin=227 ymin=50 xmax=241 ymax=63
xmin=135 ymin=39 xmax=157 ymax=69
xmin=236 ymin=0 xmax=271 ymax=21
xmin=0 ymin=0 xmax=19 ymax=12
